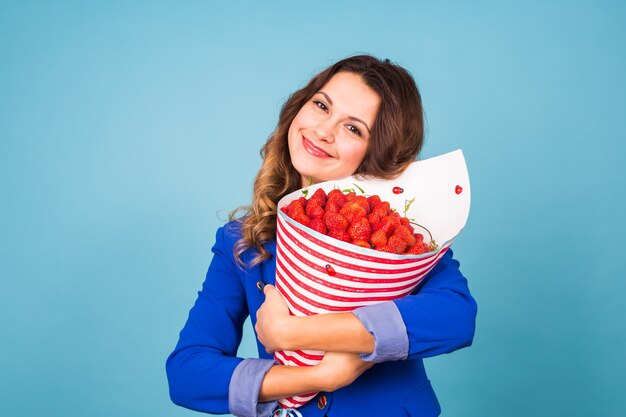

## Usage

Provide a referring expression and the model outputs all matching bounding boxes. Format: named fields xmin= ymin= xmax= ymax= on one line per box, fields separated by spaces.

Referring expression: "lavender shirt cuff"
xmin=229 ymin=358 xmax=278 ymax=417
xmin=352 ymin=301 xmax=409 ymax=363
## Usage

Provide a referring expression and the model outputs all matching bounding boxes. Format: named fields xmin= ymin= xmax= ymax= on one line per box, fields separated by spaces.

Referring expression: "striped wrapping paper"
xmin=272 ymin=150 xmax=471 ymax=409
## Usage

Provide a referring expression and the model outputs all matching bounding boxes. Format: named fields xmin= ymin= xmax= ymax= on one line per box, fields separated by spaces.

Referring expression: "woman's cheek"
xmin=342 ymin=142 xmax=368 ymax=169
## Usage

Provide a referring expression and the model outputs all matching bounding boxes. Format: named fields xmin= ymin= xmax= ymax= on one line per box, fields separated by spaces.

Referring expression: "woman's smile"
xmin=302 ymin=135 xmax=332 ymax=158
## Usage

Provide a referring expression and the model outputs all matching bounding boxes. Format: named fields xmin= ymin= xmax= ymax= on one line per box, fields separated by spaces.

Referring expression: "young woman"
xmin=166 ymin=55 xmax=477 ymax=417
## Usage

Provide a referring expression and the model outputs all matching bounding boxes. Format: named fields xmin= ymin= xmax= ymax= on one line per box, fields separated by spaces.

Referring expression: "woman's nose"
xmin=315 ymin=119 xmax=335 ymax=143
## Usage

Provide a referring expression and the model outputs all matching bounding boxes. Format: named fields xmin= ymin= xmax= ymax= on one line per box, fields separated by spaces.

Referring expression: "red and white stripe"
xmin=274 ymin=212 xmax=452 ymax=409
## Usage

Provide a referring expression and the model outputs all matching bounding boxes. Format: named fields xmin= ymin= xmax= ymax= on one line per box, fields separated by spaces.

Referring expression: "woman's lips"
xmin=302 ymin=136 xmax=331 ymax=158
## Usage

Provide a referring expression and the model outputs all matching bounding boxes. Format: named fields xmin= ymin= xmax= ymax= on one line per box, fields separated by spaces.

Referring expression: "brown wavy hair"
xmin=230 ymin=54 xmax=425 ymax=267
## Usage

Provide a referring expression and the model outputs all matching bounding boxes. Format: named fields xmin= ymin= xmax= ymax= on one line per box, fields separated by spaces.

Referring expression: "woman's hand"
xmin=255 ymin=284 xmax=376 ymax=354
xmin=312 ymin=351 xmax=375 ymax=392
xmin=258 ymin=352 xmax=374 ymax=401
xmin=255 ymin=284 xmax=294 ymax=353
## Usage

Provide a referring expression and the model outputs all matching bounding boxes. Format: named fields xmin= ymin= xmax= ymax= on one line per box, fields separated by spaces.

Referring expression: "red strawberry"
xmin=293 ymin=212 xmax=310 ymax=226
xmin=325 ymin=200 xmax=341 ymax=213
xmin=328 ymin=229 xmax=351 ymax=242
xmin=406 ymin=244 xmax=427 ymax=255
xmin=372 ymin=201 xmax=391 ymax=218
xmin=305 ymin=199 xmax=324 ymax=219
xmin=353 ymin=196 xmax=371 ymax=214
xmin=351 ymin=239 xmax=371 ymax=248
xmin=340 ymin=202 xmax=366 ymax=223
xmin=309 ymin=188 xmax=327 ymax=207
xmin=393 ymin=225 xmax=416 ymax=246
xmin=367 ymin=195 xmax=382 ymax=208
xmin=374 ymin=215 xmax=401 ymax=237
xmin=309 ymin=217 xmax=327 ymax=234
xmin=327 ymin=189 xmax=347 ymax=207
xmin=400 ymin=217 xmax=415 ymax=233
xmin=368 ymin=211 xmax=383 ymax=228
xmin=414 ymin=233 xmax=424 ymax=243
xmin=287 ymin=199 xmax=306 ymax=218
xmin=388 ymin=235 xmax=408 ymax=254
xmin=348 ymin=217 xmax=372 ymax=241
xmin=376 ymin=244 xmax=395 ymax=253
xmin=370 ymin=229 xmax=387 ymax=247
xmin=324 ymin=212 xmax=349 ymax=232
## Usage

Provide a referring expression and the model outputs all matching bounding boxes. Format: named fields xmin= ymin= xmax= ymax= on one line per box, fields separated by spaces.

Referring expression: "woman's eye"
xmin=347 ymin=124 xmax=362 ymax=136
xmin=313 ymin=100 xmax=328 ymax=112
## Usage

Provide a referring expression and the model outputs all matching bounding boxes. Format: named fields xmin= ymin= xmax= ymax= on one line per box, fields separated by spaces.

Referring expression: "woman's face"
xmin=288 ymin=71 xmax=381 ymax=186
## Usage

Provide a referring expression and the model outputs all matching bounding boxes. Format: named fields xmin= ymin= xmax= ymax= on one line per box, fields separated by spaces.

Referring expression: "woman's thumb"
xmin=263 ymin=283 xmax=275 ymax=296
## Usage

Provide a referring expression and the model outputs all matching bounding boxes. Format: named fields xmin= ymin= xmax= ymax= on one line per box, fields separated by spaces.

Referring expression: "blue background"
xmin=1 ymin=1 xmax=625 ymax=416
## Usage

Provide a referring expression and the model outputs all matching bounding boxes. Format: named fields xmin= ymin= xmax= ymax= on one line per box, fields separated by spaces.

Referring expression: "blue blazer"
xmin=167 ymin=222 xmax=477 ymax=416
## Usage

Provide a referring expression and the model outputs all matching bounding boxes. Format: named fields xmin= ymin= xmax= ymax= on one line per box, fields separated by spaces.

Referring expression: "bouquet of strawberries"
xmin=273 ymin=150 xmax=471 ymax=409
xmin=281 ymin=187 xmax=438 ymax=256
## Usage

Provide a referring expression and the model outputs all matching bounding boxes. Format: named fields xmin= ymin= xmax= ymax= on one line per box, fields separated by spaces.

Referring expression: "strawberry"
xmin=287 ymin=199 xmax=306 ymax=218
xmin=376 ymin=244 xmax=395 ymax=253
xmin=393 ymin=225 xmax=416 ymax=246
xmin=309 ymin=188 xmax=327 ymax=207
xmin=372 ymin=201 xmax=391 ymax=218
xmin=348 ymin=217 xmax=372 ymax=241
xmin=351 ymin=239 xmax=371 ymax=248
xmin=368 ymin=211 xmax=383 ymax=228
xmin=366 ymin=195 xmax=382 ymax=208
xmin=340 ymin=202 xmax=366 ymax=223
xmin=293 ymin=212 xmax=310 ymax=226
xmin=328 ymin=229 xmax=351 ymax=242
xmin=370 ymin=229 xmax=388 ymax=247
xmin=388 ymin=235 xmax=408 ymax=254
xmin=406 ymin=243 xmax=428 ymax=255
xmin=305 ymin=199 xmax=324 ymax=219
xmin=352 ymin=195 xmax=371 ymax=214
xmin=327 ymin=189 xmax=347 ymax=207
xmin=325 ymin=200 xmax=341 ymax=213
xmin=324 ymin=211 xmax=349 ymax=232
xmin=374 ymin=215 xmax=401 ymax=237
xmin=345 ymin=191 xmax=356 ymax=202
xmin=400 ymin=217 xmax=415 ymax=233
xmin=309 ymin=217 xmax=327 ymax=235
xmin=414 ymin=233 xmax=424 ymax=243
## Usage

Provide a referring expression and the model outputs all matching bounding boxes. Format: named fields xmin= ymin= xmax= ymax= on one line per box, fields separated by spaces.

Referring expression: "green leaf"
xmin=404 ymin=197 xmax=416 ymax=215
xmin=352 ymin=183 xmax=365 ymax=194
xmin=301 ymin=177 xmax=313 ymax=197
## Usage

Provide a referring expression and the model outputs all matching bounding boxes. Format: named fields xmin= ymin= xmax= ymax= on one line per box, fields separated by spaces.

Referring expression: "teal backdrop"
xmin=1 ymin=1 xmax=625 ymax=416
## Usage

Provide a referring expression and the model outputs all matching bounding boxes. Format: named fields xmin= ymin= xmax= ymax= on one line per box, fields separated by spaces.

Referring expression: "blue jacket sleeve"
xmin=166 ymin=225 xmax=251 ymax=414
xmin=393 ymin=248 xmax=478 ymax=359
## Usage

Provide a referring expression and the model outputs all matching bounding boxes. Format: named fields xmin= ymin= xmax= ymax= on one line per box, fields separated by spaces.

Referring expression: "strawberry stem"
xmin=410 ymin=221 xmax=435 ymax=244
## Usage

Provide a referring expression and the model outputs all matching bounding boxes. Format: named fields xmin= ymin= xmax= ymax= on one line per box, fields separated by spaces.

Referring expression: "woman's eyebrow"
xmin=317 ymin=91 xmax=372 ymax=134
